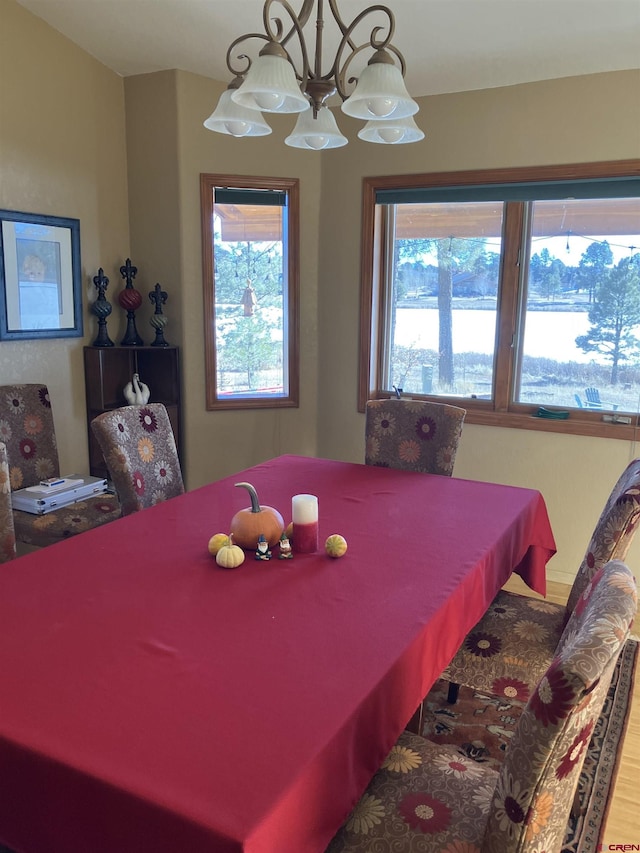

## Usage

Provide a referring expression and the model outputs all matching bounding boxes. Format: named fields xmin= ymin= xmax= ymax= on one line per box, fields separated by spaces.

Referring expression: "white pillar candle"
xmin=291 ymin=494 xmax=319 ymax=553
xmin=292 ymin=494 xmax=318 ymax=524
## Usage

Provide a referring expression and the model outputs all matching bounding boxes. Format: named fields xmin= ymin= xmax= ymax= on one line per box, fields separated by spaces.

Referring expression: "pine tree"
xmin=575 ymin=256 xmax=640 ymax=384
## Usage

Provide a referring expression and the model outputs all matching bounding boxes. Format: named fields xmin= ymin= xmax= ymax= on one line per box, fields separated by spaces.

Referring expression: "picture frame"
xmin=0 ymin=209 xmax=83 ymax=340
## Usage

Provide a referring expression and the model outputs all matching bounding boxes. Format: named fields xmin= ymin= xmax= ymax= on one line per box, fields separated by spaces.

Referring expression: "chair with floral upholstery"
xmin=365 ymin=399 xmax=466 ymax=476
xmin=91 ymin=403 xmax=184 ymax=516
xmin=326 ymin=559 xmax=637 ymax=853
xmin=0 ymin=384 xmax=121 ymax=548
xmin=0 ymin=442 xmax=17 ymax=562
xmin=443 ymin=457 xmax=640 ymax=704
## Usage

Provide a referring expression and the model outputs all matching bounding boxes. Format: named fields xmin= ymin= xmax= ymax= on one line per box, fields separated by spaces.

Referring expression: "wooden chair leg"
xmin=570 ymin=784 xmax=584 ymax=819
xmin=406 ymin=701 xmax=424 ymax=735
xmin=447 ymin=682 xmax=460 ymax=704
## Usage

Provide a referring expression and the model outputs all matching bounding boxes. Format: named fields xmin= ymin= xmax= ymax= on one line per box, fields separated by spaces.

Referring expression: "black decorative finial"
xmin=149 ymin=283 xmax=169 ymax=347
xmin=91 ymin=268 xmax=114 ymax=347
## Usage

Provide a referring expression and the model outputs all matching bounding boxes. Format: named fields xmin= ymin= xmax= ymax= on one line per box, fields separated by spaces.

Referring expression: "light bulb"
xmin=305 ymin=135 xmax=329 ymax=150
xmin=224 ymin=120 xmax=251 ymax=137
xmin=254 ymin=92 xmax=285 ymax=111
xmin=377 ymin=127 xmax=405 ymax=144
xmin=366 ymin=97 xmax=397 ymax=117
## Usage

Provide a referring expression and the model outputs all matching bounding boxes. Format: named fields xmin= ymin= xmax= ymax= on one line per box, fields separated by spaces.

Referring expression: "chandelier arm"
xmin=225 ymin=0 xmax=315 ymax=79
xmin=332 ymin=42 xmax=371 ymax=98
xmin=226 ymin=33 xmax=271 ymax=77
xmin=263 ymin=0 xmax=312 ymax=84
xmin=330 ymin=12 xmax=406 ymax=100
xmin=326 ymin=0 xmax=375 ymax=51
xmin=324 ymin=5 xmax=406 ymax=99
xmin=334 ymin=4 xmax=396 ymax=53
xmin=275 ymin=0 xmax=315 ymax=48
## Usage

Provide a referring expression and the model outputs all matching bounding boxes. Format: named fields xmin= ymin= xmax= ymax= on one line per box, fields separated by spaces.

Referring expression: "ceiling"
xmin=14 ymin=0 xmax=640 ymax=98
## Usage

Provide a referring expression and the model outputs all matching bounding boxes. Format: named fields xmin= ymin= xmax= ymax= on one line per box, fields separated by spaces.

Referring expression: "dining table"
xmin=0 ymin=454 xmax=556 ymax=853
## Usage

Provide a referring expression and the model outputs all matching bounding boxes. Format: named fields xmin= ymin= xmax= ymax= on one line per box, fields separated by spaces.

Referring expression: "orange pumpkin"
xmin=230 ymin=482 xmax=284 ymax=549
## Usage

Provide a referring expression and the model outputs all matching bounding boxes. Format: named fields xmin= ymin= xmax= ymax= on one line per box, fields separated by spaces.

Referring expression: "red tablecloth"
xmin=0 ymin=455 xmax=555 ymax=853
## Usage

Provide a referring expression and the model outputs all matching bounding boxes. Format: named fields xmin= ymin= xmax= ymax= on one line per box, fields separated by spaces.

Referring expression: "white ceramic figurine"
xmin=123 ymin=373 xmax=150 ymax=405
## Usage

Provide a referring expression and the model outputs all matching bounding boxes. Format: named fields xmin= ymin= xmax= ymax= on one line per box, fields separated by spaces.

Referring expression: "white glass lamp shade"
xmin=231 ymin=54 xmax=308 ymax=114
xmin=285 ymin=106 xmax=348 ymax=150
xmin=357 ymin=115 xmax=425 ymax=145
xmin=342 ymin=56 xmax=418 ymax=121
xmin=203 ymin=90 xmax=272 ymax=137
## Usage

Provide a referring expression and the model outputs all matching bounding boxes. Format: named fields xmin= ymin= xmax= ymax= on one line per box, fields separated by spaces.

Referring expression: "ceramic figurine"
xmin=278 ymin=531 xmax=293 ymax=559
xmin=123 ymin=373 xmax=150 ymax=405
xmin=255 ymin=534 xmax=272 ymax=561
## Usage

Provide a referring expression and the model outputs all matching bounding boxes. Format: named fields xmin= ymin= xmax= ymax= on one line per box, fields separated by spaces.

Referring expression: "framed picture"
xmin=0 ymin=209 xmax=83 ymax=340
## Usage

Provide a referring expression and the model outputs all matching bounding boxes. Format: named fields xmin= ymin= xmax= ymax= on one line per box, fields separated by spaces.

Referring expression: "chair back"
xmin=365 ymin=399 xmax=466 ymax=476
xmin=585 ymin=387 xmax=602 ymax=405
xmin=482 ymin=560 xmax=637 ymax=853
xmin=91 ymin=404 xmax=184 ymax=515
xmin=0 ymin=442 xmax=17 ymax=562
xmin=567 ymin=457 xmax=640 ymax=614
xmin=0 ymin=384 xmax=59 ymax=490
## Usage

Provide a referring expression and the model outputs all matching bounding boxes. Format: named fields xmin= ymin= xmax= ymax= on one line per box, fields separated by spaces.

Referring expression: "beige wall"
xmin=3 ymin=0 xmax=640 ymax=588
xmin=0 ymin=0 xmax=130 ymax=472
xmin=124 ymin=70 xmax=322 ymax=487
xmin=317 ymin=70 xmax=640 ymax=583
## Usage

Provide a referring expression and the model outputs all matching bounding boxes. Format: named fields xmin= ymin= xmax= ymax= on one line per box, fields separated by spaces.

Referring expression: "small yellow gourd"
xmin=208 ymin=532 xmax=229 ymax=556
xmin=215 ymin=536 xmax=245 ymax=569
xmin=325 ymin=534 xmax=348 ymax=558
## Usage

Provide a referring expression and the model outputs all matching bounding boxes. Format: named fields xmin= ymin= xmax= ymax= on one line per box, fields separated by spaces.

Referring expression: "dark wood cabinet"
xmin=84 ymin=346 xmax=181 ymax=479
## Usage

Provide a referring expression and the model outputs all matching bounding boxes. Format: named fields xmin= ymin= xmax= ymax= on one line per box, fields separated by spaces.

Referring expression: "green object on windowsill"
xmin=534 ymin=406 xmax=570 ymax=420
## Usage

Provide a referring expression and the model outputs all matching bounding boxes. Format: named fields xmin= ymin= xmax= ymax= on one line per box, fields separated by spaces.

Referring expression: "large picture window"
xmin=201 ymin=175 xmax=299 ymax=410
xmin=360 ymin=162 xmax=640 ymax=438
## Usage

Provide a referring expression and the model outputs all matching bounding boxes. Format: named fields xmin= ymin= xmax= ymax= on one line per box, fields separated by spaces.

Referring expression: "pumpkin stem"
xmin=235 ymin=482 xmax=261 ymax=513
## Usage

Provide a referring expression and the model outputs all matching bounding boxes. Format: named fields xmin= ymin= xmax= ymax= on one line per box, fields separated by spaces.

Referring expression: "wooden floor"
xmin=503 ymin=575 xmax=639 ymax=845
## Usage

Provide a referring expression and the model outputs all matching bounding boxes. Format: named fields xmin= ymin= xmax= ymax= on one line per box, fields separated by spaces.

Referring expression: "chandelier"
xmin=203 ymin=0 xmax=424 ymax=149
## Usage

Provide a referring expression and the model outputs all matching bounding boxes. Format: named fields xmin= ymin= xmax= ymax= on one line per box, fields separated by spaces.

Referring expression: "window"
xmin=201 ymin=174 xmax=299 ymax=409
xmin=360 ymin=162 xmax=640 ymax=438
